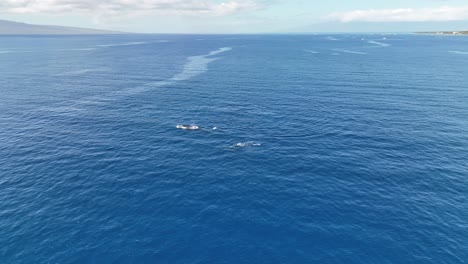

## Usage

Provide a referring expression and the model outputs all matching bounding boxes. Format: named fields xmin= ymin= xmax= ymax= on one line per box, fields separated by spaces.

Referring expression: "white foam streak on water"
xmin=171 ymin=57 xmax=219 ymax=81
xmin=46 ymin=47 xmax=234 ymax=111
xmin=332 ymin=49 xmax=367 ymax=55
xmin=95 ymin=42 xmax=148 ymax=47
xmin=304 ymin=50 xmax=320 ymax=54
xmin=0 ymin=50 xmax=32 ymax=54
xmin=449 ymin=51 xmax=468 ymax=55
xmin=65 ymin=48 xmax=98 ymax=51
xmin=368 ymin=40 xmax=391 ymax=47
xmin=56 ymin=68 xmax=108 ymax=76
xmin=208 ymin=47 xmax=233 ymax=56
xmin=166 ymin=47 xmax=232 ymax=82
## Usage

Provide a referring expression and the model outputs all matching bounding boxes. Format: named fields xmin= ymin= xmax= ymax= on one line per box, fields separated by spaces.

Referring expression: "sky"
xmin=1 ymin=0 xmax=468 ymax=33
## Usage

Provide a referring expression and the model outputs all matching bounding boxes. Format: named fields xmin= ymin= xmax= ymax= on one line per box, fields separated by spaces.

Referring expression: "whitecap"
xmin=304 ymin=50 xmax=320 ymax=54
xmin=449 ymin=51 xmax=468 ymax=55
xmin=368 ymin=40 xmax=391 ymax=47
xmin=95 ymin=42 xmax=148 ymax=47
xmin=332 ymin=49 xmax=367 ymax=55
xmin=64 ymin=48 xmax=98 ymax=51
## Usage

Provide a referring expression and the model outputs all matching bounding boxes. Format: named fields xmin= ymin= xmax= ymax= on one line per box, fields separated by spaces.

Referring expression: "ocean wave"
xmin=304 ymin=50 xmax=320 ymax=54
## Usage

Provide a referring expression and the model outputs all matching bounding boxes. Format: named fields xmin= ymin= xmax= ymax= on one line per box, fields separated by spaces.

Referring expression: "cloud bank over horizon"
xmin=0 ymin=0 xmax=262 ymax=17
xmin=327 ymin=6 xmax=468 ymax=23
xmin=1 ymin=1 xmax=468 ymax=33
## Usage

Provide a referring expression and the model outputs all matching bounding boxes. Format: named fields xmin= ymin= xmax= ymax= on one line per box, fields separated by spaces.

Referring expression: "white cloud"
xmin=327 ymin=6 xmax=468 ymax=23
xmin=0 ymin=0 xmax=262 ymax=17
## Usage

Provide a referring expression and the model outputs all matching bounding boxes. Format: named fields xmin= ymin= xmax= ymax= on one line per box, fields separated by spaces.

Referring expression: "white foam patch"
xmin=95 ymin=42 xmax=148 ymax=47
xmin=368 ymin=40 xmax=391 ymax=47
xmin=304 ymin=50 xmax=320 ymax=54
xmin=170 ymin=47 xmax=231 ymax=81
xmin=449 ymin=51 xmax=468 ymax=55
xmin=326 ymin=37 xmax=339 ymax=41
xmin=332 ymin=49 xmax=367 ymax=55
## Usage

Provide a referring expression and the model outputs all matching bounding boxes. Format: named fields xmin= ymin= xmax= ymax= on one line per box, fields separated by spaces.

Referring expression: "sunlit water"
xmin=1 ymin=34 xmax=467 ymax=263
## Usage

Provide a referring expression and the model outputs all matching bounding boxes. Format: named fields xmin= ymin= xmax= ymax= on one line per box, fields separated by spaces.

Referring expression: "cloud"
xmin=0 ymin=0 xmax=262 ymax=17
xmin=327 ymin=6 xmax=468 ymax=23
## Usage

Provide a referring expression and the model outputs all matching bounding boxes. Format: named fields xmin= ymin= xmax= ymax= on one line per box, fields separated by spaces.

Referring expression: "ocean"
xmin=0 ymin=34 xmax=467 ymax=263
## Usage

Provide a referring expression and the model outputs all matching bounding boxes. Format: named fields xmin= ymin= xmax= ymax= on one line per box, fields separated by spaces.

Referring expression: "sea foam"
xmin=79 ymin=47 xmax=233 ymax=103
xmin=56 ymin=68 xmax=108 ymax=76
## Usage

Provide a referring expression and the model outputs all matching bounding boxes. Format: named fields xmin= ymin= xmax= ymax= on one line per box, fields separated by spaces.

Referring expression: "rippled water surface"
xmin=1 ymin=34 xmax=467 ymax=263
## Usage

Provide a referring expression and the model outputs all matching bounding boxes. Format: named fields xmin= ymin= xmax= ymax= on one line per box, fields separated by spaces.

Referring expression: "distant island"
xmin=417 ymin=31 xmax=468 ymax=35
xmin=0 ymin=19 xmax=126 ymax=35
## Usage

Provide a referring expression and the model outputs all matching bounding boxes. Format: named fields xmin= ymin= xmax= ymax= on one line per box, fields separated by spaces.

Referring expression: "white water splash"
xmin=232 ymin=141 xmax=262 ymax=148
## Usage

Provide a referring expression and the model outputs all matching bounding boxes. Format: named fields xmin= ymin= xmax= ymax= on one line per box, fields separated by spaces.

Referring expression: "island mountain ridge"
xmin=0 ymin=19 xmax=125 ymax=35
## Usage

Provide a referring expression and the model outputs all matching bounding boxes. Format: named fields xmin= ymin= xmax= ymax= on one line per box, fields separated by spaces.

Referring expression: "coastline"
xmin=416 ymin=31 xmax=468 ymax=35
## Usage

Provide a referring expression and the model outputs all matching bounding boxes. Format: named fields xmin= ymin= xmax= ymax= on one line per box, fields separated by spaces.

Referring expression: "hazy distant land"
xmin=417 ymin=31 xmax=468 ymax=35
xmin=0 ymin=20 xmax=125 ymax=35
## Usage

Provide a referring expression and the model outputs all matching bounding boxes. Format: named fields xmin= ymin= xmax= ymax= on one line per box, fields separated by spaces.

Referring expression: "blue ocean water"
xmin=1 ymin=34 xmax=468 ymax=263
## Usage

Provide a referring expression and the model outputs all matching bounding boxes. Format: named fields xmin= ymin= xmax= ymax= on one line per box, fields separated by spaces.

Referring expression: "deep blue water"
xmin=1 ymin=34 xmax=468 ymax=263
